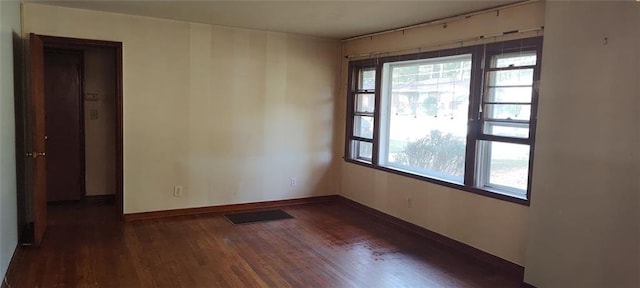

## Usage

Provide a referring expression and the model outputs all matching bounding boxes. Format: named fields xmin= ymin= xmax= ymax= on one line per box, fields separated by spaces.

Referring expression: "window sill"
xmin=343 ymin=158 xmax=530 ymax=206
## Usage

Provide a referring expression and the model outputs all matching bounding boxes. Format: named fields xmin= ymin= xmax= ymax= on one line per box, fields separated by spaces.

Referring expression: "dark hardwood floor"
xmin=6 ymin=200 xmax=521 ymax=287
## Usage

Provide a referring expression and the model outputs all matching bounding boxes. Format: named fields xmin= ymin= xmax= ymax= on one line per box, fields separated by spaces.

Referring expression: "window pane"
xmin=383 ymin=54 xmax=471 ymax=181
xmin=484 ymin=104 xmax=531 ymax=121
xmin=483 ymin=122 xmax=529 ymax=138
xmin=352 ymin=140 xmax=373 ymax=161
xmin=354 ymin=116 xmax=373 ymax=139
xmin=486 ymin=87 xmax=532 ymax=103
xmin=488 ymin=69 xmax=533 ymax=86
xmin=480 ymin=141 xmax=530 ymax=192
xmin=494 ymin=51 xmax=537 ymax=68
xmin=359 ymin=69 xmax=376 ymax=90
xmin=356 ymin=93 xmax=375 ymax=113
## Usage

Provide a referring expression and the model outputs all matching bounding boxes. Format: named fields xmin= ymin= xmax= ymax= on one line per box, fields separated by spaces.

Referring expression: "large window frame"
xmin=344 ymin=37 xmax=543 ymax=205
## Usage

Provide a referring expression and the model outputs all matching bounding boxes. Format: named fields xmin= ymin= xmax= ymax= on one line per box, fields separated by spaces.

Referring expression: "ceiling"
xmin=28 ymin=0 xmax=519 ymax=39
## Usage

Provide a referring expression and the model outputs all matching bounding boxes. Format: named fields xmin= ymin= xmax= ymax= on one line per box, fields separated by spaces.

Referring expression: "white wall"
xmin=23 ymin=3 xmax=341 ymax=213
xmin=524 ymin=2 xmax=640 ymax=287
xmin=0 ymin=0 xmax=20 ymax=279
xmin=338 ymin=2 xmax=545 ymax=265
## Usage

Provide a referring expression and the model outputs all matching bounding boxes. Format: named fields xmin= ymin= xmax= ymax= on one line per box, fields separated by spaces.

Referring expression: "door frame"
xmin=36 ymin=35 xmax=124 ymax=217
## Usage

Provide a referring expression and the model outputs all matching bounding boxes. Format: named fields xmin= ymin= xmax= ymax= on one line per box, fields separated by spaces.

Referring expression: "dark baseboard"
xmin=84 ymin=194 xmax=116 ymax=204
xmin=522 ymin=282 xmax=536 ymax=288
xmin=336 ymin=195 xmax=525 ymax=280
xmin=124 ymin=195 xmax=340 ymax=221
xmin=48 ymin=194 xmax=116 ymax=206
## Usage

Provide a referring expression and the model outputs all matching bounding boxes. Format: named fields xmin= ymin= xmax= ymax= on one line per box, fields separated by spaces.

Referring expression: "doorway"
xmin=26 ymin=34 xmax=123 ymax=246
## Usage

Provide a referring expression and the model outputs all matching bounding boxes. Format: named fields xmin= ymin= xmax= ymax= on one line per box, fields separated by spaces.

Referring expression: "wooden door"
xmin=29 ymin=33 xmax=47 ymax=246
xmin=44 ymin=50 xmax=84 ymax=202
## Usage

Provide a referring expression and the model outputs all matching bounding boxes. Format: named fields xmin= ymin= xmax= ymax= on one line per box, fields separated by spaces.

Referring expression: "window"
xmin=345 ymin=37 xmax=543 ymax=204
xmin=347 ymin=66 xmax=376 ymax=162
xmin=476 ymin=49 xmax=539 ymax=199
xmin=380 ymin=54 xmax=472 ymax=183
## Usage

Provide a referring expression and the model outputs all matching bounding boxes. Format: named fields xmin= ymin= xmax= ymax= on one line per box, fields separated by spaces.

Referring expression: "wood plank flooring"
xmin=6 ymin=201 xmax=521 ymax=287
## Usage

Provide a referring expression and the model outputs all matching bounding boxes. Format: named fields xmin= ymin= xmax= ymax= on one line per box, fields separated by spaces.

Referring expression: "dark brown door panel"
xmin=44 ymin=49 xmax=84 ymax=202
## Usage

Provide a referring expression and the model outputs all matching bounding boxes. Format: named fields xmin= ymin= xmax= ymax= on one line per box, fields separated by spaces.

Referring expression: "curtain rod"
xmin=341 ymin=0 xmax=539 ymax=42
xmin=344 ymin=26 xmax=543 ymax=59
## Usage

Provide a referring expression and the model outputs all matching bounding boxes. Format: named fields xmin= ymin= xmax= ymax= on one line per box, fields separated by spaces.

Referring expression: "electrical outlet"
xmin=290 ymin=178 xmax=297 ymax=188
xmin=174 ymin=186 xmax=183 ymax=197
